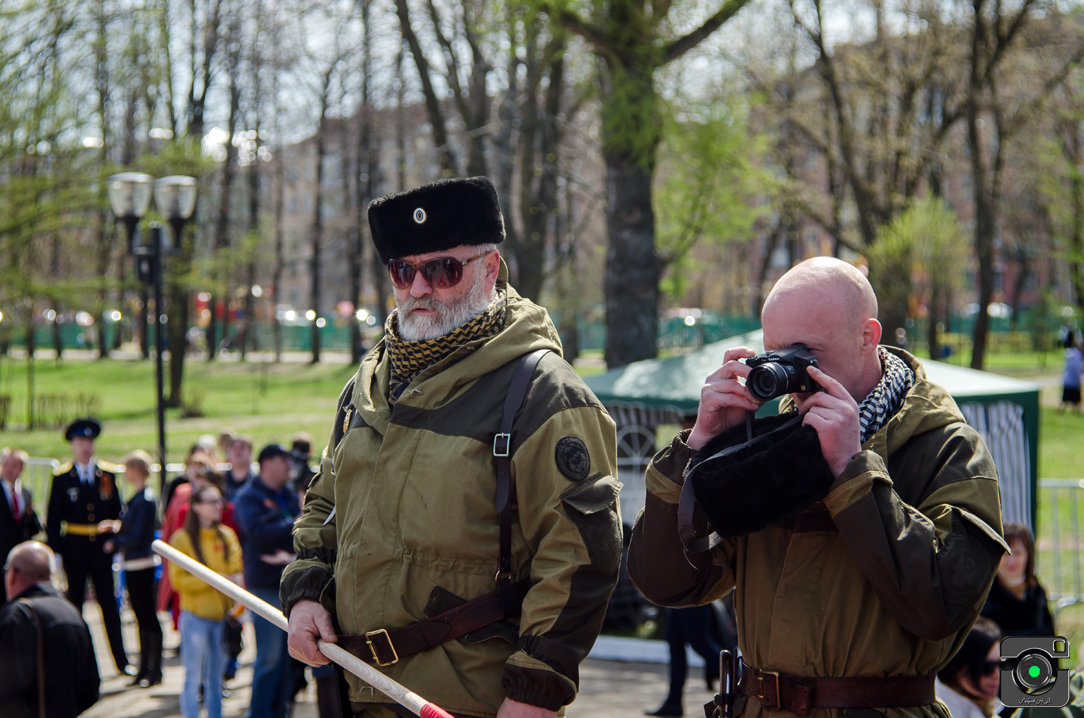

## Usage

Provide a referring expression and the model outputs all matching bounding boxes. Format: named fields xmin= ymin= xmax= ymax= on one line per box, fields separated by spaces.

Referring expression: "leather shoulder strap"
xmin=494 ymin=349 xmax=550 ymax=614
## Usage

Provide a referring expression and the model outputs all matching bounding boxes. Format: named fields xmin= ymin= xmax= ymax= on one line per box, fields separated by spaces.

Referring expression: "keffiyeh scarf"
xmin=384 ymin=293 xmax=506 ymax=402
xmin=857 ymin=348 xmax=915 ymax=443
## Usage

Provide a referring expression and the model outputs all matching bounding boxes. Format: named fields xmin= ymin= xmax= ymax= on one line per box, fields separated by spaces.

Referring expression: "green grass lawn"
xmin=0 ymin=353 xmax=357 ymax=464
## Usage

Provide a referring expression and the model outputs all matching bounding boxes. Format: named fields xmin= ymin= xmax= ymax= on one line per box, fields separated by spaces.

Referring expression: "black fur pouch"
xmin=685 ymin=413 xmax=835 ymax=537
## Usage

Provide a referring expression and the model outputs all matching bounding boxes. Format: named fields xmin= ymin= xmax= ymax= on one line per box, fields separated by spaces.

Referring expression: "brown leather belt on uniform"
xmin=338 ymin=588 xmax=511 ymax=667
xmin=738 ymin=661 xmax=935 ymax=715
xmin=61 ymin=522 xmax=100 ymax=537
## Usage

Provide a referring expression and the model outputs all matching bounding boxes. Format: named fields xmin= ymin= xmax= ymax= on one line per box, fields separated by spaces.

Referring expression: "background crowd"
xmin=0 ymin=418 xmax=316 ymax=718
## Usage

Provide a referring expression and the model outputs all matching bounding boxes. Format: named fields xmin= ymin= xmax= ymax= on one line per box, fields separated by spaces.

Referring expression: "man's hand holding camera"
xmin=795 ymin=366 xmax=861 ymax=478
xmin=689 ymin=345 xmax=861 ymax=478
xmin=687 ymin=346 xmax=761 ymax=451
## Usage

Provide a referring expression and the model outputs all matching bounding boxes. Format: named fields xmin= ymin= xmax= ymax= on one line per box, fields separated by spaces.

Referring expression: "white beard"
xmin=397 ymin=269 xmax=494 ymax=341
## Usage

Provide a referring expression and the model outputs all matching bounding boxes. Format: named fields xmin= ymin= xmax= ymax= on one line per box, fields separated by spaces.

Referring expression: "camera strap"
xmin=678 ymin=413 xmax=803 ymax=553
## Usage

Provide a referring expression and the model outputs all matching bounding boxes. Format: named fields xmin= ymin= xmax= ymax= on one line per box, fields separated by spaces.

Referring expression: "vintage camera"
xmin=745 ymin=344 xmax=820 ymax=402
xmin=1000 ymin=636 xmax=1071 ymax=708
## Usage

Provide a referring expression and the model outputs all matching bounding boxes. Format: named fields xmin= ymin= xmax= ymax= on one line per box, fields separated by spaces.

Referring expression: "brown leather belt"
xmin=338 ymin=589 xmax=510 ymax=667
xmin=738 ymin=661 xmax=935 ymax=715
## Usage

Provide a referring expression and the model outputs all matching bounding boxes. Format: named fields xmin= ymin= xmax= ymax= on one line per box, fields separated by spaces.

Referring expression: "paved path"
xmin=81 ymin=605 xmax=714 ymax=718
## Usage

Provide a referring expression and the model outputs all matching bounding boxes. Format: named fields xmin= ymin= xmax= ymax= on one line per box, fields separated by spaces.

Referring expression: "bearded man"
xmin=283 ymin=176 xmax=622 ymax=718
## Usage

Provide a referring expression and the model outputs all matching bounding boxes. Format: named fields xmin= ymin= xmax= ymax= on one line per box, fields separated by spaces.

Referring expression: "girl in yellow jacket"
xmin=168 ymin=484 xmax=243 ymax=718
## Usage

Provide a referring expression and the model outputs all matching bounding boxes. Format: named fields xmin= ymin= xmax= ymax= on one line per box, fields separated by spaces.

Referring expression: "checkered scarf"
xmin=857 ymin=348 xmax=915 ymax=444
xmin=384 ymin=292 xmax=507 ymax=402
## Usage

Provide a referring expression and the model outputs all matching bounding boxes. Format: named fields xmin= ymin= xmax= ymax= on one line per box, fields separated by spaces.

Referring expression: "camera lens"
xmin=748 ymin=363 xmax=791 ymax=401
xmin=1015 ymin=652 xmax=1055 ymax=692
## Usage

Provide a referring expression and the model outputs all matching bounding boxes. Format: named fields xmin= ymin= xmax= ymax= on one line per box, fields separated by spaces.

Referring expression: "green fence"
xmin=0 ymin=308 xmax=1070 ymax=357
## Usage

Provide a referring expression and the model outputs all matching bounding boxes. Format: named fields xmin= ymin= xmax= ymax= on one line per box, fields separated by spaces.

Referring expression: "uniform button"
xmin=87 ymin=504 xmax=94 ymax=511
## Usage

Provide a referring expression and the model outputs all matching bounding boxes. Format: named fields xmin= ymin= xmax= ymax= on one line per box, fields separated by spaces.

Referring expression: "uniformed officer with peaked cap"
xmin=46 ymin=416 xmax=132 ymax=675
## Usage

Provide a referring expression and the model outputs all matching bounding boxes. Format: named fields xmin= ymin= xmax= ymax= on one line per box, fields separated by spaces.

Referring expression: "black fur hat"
xmin=368 ymin=176 xmax=506 ymax=263
xmin=685 ymin=413 xmax=835 ymax=538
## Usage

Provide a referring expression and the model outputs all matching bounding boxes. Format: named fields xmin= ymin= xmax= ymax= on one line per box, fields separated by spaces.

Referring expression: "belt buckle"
xmin=364 ymin=629 xmax=399 ymax=666
xmin=755 ymin=670 xmax=782 ymax=710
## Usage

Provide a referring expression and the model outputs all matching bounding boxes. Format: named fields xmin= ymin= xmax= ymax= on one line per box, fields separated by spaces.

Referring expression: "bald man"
xmin=629 ymin=257 xmax=1007 ymax=718
xmin=0 ymin=541 xmax=100 ymax=717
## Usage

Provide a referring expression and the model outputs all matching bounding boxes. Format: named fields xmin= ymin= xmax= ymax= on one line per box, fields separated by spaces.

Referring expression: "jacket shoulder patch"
xmin=555 ymin=436 xmax=590 ymax=482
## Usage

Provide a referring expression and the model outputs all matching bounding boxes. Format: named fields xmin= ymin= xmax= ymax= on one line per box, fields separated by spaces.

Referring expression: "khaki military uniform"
xmin=628 ymin=348 xmax=1008 ymax=718
xmin=282 ymin=273 xmax=621 ymax=717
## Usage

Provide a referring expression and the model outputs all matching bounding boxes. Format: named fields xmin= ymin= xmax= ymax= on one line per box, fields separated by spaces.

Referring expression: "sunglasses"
xmin=981 ymin=660 xmax=1002 ymax=676
xmin=387 ymin=251 xmax=491 ymax=290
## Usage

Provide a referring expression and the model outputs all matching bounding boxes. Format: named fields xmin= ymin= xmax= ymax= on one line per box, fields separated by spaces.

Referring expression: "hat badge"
xmin=413 ymin=207 xmax=427 ymax=224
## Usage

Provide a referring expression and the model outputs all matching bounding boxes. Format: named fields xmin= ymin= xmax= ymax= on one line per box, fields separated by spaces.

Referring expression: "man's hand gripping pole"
xmin=152 ymin=539 xmax=455 ymax=718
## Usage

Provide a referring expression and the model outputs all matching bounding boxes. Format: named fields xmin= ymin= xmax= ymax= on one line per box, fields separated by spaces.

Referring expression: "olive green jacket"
xmin=281 ymin=272 xmax=621 ymax=717
xmin=628 ymin=348 xmax=1008 ymax=718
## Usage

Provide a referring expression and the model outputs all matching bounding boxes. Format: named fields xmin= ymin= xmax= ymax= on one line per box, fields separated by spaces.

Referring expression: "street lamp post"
xmin=108 ymin=173 xmax=197 ymax=497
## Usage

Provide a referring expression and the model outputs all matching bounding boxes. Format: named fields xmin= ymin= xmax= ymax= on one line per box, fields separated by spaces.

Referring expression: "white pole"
xmin=152 ymin=539 xmax=454 ymax=718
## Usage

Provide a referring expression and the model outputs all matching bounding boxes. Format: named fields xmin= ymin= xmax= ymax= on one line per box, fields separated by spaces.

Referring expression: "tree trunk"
xmin=208 ymin=39 xmax=241 ymax=360
xmin=350 ymin=0 xmax=376 ymax=366
xmin=968 ymin=105 xmax=995 ymax=370
xmin=94 ymin=213 xmax=113 ymax=359
xmin=168 ymin=277 xmax=190 ymax=408
xmin=139 ymin=285 xmax=150 ymax=358
xmin=603 ymin=156 xmax=661 ymax=367
xmin=515 ymin=18 xmax=566 ymax=301
xmin=311 ymin=100 xmax=329 ymax=364
xmin=600 ymin=50 xmax=662 ymax=367
xmin=1071 ymin=163 xmax=1084 ymax=315
xmin=273 ymin=154 xmax=285 ymax=363
xmin=928 ymin=284 xmax=942 ymax=359
xmin=25 ymin=318 xmax=36 ymax=429
xmin=394 ymin=0 xmax=458 ymax=175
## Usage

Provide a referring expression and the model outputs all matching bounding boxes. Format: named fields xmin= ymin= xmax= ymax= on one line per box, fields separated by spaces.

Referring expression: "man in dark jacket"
xmin=1 ymin=448 xmax=41 ymax=602
xmin=235 ymin=442 xmax=300 ymax=718
xmin=0 ymin=540 xmax=100 ymax=717
xmin=104 ymin=450 xmax=164 ymax=687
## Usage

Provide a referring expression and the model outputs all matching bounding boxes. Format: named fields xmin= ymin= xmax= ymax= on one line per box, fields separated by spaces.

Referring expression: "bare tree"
xmin=206 ymin=10 xmax=243 ymax=360
xmin=165 ymin=0 xmax=225 ymax=405
xmin=960 ymin=2 xmax=1084 ymax=368
xmin=506 ymin=6 xmax=579 ymax=301
xmin=346 ymin=0 xmax=382 ymax=364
